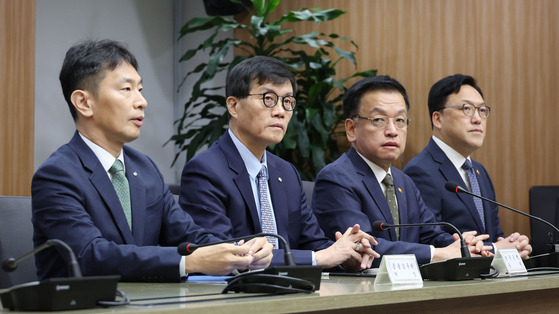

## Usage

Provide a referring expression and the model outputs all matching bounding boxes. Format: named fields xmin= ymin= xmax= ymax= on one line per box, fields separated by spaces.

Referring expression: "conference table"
xmin=3 ymin=271 xmax=559 ymax=313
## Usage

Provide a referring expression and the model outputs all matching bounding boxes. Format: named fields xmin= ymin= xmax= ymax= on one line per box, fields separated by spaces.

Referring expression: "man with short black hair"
xmin=32 ymin=39 xmax=273 ymax=282
xmin=404 ymin=74 xmax=531 ymax=257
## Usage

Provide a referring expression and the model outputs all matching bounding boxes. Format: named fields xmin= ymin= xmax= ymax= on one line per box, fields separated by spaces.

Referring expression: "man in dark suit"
xmin=313 ymin=76 xmax=491 ymax=267
xmin=179 ymin=56 xmax=379 ymax=269
xmin=32 ymin=39 xmax=272 ymax=282
xmin=403 ymin=74 xmax=531 ymax=257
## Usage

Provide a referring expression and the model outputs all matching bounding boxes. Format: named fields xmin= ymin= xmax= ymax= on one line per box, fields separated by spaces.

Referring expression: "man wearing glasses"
xmin=312 ymin=75 xmax=491 ymax=267
xmin=179 ymin=56 xmax=379 ymax=269
xmin=404 ymin=74 xmax=531 ymax=257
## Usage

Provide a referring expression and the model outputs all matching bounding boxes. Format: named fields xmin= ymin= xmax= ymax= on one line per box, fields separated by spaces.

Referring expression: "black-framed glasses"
xmin=441 ymin=103 xmax=491 ymax=118
xmin=354 ymin=115 xmax=411 ymax=129
xmin=248 ymin=92 xmax=297 ymax=111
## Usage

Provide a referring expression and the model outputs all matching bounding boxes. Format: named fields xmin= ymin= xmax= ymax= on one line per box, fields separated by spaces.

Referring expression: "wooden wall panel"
xmin=0 ymin=0 xmax=35 ymax=196
xmin=245 ymin=0 xmax=559 ymax=237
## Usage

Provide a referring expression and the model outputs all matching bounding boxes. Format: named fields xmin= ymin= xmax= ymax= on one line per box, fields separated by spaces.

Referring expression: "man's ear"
xmin=71 ymin=90 xmax=94 ymax=118
xmin=226 ymin=96 xmax=239 ymax=119
xmin=432 ymin=110 xmax=442 ymax=131
xmin=345 ymin=118 xmax=357 ymax=143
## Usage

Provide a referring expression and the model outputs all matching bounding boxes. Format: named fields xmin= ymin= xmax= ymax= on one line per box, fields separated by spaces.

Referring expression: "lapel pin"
xmin=133 ymin=172 xmax=138 ymax=176
xmin=278 ymin=177 xmax=283 ymax=182
xmin=476 ymin=170 xmax=480 ymax=175
xmin=398 ymin=187 xmax=403 ymax=193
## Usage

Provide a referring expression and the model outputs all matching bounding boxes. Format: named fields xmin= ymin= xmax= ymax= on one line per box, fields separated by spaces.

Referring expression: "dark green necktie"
xmin=382 ymin=173 xmax=399 ymax=239
xmin=109 ymin=159 xmax=132 ymax=230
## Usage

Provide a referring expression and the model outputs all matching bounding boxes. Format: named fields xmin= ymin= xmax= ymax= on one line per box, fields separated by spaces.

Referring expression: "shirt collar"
xmin=228 ymin=129 xmax=267 ymax=180
xmin=432 ymin=135 xmax=470 ymax=170
xmin=79 ymin=132 xmax=125 ymax=173
xmin=355 ymin=150 xmax=392 ymax=185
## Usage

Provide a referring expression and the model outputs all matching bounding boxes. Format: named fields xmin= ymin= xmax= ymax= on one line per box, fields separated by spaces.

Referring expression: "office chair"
xmin=167 ymin=183 xmax=180 ymax=202
xmin=528 ymin=186 xmax=559 ymax=255
xmin=302 ymin=180 xmax=314 ymax=207
xmin=0 ymin=196 xmax=36 ymax=289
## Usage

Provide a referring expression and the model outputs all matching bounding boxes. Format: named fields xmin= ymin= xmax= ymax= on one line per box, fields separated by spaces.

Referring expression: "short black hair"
xmin=428 ymin=74 xmax=484 ymax=126
xmin=226 ymin=56 xmax=297 ymax=98
xmin=59 ymin=39 xmax=139 ymax=121
xmin=342 ymin=75 xmax=410 ymax=119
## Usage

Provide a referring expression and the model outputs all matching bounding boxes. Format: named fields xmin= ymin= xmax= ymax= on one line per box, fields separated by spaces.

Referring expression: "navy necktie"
xmin=257 ymin=165 xmax=277 ymax=248
xmin=462 ymin=159 xmax=485 ymax=230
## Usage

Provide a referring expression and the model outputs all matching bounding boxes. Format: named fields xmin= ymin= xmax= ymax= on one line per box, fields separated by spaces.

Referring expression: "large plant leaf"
xmin=173 ymin=0 xmax=376 ymax=180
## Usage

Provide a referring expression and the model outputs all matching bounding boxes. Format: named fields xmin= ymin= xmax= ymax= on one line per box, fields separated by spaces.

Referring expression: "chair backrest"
xmin=167 ymin=183 xmax=180 ymax=202
xmin=302 ymin=181 xmax=315 ymax=207
xmin=0 ymin=196 xmax=36 ymax=288
xmin=529 ymin=186 xmax=559 ymax=255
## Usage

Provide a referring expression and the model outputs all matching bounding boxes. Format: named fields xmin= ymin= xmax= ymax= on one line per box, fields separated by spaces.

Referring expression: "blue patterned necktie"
xmin=462 ymin=159 xmax=485 ymax=230
xmin=382 ymin=173 xmax=399 ymax=239
xmin=109 ymin=159 xmax=132 ymax=230
xmin=257 ymin=165 xmax=277 ymax=248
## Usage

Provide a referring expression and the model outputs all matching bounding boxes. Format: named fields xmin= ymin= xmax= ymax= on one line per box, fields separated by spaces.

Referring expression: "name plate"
xmin=491 ymin=248 xmax=527 ymax=276
xmin=374 ymin=254 xmax=423 ymax=287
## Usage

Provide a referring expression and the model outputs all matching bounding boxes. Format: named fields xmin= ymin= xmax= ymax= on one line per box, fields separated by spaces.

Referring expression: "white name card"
xmin=491 ymin=248 xmax=527 ymax=276
xmin=374 ymin=254 xmax=423 ymax=287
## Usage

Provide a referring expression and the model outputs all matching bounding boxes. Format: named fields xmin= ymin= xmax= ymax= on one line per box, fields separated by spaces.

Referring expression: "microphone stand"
xmin=1 ymin=239 xmax=120 ymax=311
xmin=445 ymin=181 xmax=559 ymax=269
xmin=373 ymin=221 xmax=493 ymax=281
xmin=178 ymin=233 xmax=322 ymax=294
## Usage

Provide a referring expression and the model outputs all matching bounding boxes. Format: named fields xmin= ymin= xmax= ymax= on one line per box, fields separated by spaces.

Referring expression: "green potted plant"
xmin=171 ymin=0 xmax=376 ymax=180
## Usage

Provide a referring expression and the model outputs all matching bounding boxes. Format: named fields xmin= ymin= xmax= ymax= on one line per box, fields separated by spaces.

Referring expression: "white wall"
xmin=35 ymin=0 xmax=229 ymax=183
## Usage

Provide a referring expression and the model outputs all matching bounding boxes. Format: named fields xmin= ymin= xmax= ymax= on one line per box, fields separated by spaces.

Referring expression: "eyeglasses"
xmin=248 ymin=92 xmax=297 ymax=111
xmin=441 ymin=103 xmax=491 ymax=119
xmin=354 ymin=115 xmax=411 ymax=129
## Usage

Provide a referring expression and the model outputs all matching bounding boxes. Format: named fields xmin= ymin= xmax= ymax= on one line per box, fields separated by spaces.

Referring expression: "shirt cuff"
xmin=180 ymin=256 xmax=189 ymax=281
xmin=311 ymin=251 xmax=316 ymax=266
xmin=429 ymin=245 xmax=435 ymax=260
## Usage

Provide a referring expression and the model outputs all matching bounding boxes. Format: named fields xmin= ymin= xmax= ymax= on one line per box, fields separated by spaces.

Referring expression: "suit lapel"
xmin=427 ymin=139 xmax=485 ymax=232
xmin=348 ymin=148 xmax=398 ymax=240
xmin=220 ymin=132 xmax=261 ymax=231
xmin=69 ymin=132 xmax=135 ymax=244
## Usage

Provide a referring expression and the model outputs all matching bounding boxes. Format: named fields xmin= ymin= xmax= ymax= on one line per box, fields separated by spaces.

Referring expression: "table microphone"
xmin=178 ymin=233 xmax=321 ymax=294
xmin=445 ymin=181 xmax=559 ymax=236
xmin=3 ymin=239 xmax=82 ymax=277
xmin=372 ymin=221 xmax=470 ymax=258
xmin=178 ymin=232 xmax=295 ymax=266
xmin=445 ymin=181 xmax=559 ymax=268
xmin=372 ymin=221 xmax=493 ymax=280
xmin=0 ymin=239 xmax=119 ymax=311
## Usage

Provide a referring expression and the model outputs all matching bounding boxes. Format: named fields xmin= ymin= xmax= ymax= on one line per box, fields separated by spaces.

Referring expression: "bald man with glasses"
xmin=404 ymin=74 xmax=531 ymax=258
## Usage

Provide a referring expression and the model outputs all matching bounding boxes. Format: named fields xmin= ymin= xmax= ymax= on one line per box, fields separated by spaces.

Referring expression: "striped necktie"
xmin=462 ymin=159 xmax=485 ymax=230
xmin=257 ymin=165 xmax=277 ymax=248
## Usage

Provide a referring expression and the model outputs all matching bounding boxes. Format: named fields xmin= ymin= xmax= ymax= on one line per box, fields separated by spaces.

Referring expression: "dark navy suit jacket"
xmin=32 ymin=132 xmax=220 ymax=282
xmin=179 ymin=132 xmax=332 ymax=266
xmin=313 ymin=147 xmax=454 ymax=266
xmin=403 ymin=138 xmax=504 ymax=242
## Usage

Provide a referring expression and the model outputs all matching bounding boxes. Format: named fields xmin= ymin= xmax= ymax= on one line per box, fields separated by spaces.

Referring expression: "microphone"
xmin=178 ymin=232 xmax=295 ymax=266
xmin=372 ymin=220 xmax=493 ymax=280
xmin=445 ymin=181 xmax=559 ymax=236
xmin=178 ymin=233 xmax=321 ymax=294
xmin=3 ymin=239 xmax=82 ymax=277
xmin=0 ymin=239 xmax=119 ymax=311
xmin=372 ymin=221 xmax=470 ymax=258
xmin=445 ymin=181 xmax=559 ymax=269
